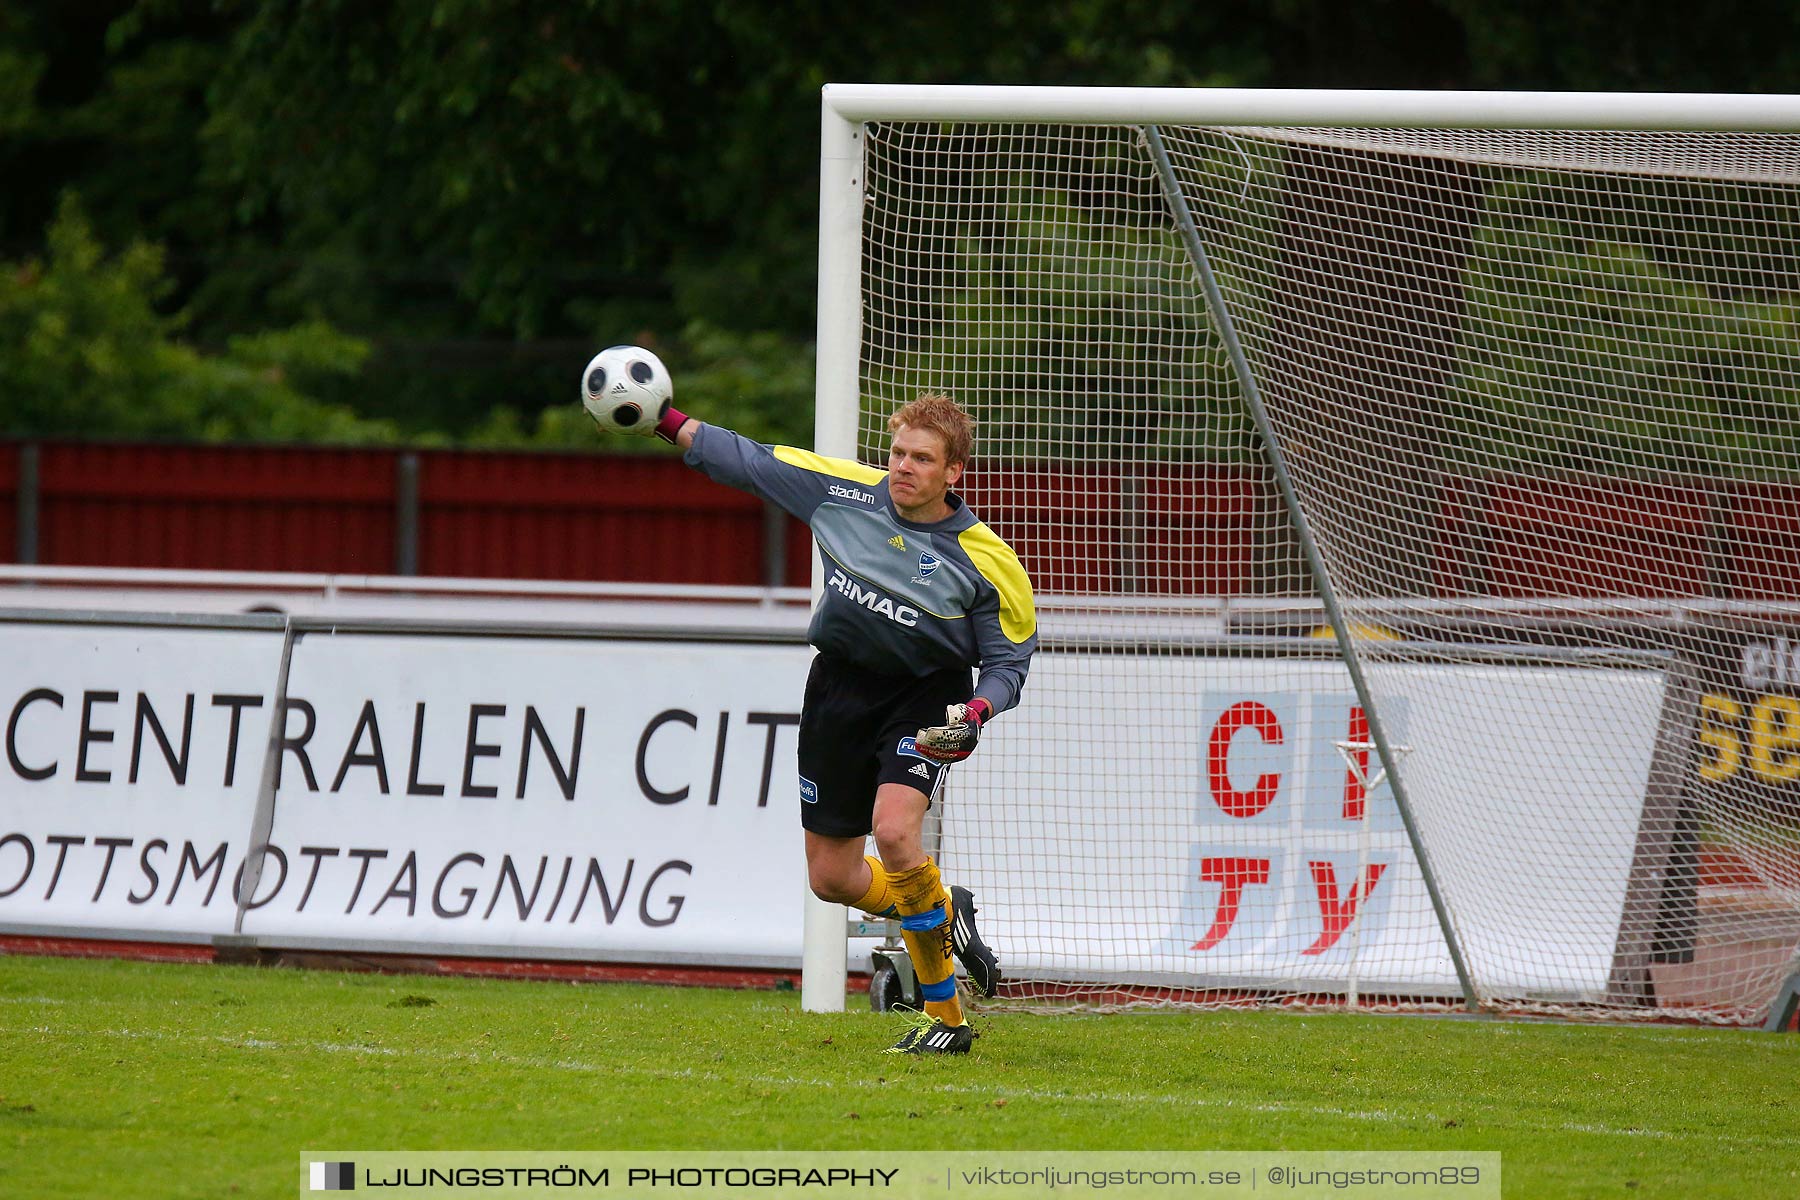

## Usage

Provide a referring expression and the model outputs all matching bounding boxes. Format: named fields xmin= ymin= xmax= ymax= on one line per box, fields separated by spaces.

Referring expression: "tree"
xmin=0 ymin=199 xmax=390 ymax=443
xmin=11 ymin=1 xmax=1800 ymax=446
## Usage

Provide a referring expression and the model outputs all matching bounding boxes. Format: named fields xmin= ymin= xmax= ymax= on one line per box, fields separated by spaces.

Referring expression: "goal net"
xmin=820 ymin=88 xmax=1800 ymax=1025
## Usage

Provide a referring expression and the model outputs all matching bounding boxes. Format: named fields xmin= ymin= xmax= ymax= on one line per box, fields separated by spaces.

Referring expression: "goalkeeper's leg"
xmin=803 ymin=836 xmax=898 ymax=917
xmin=869 ymin=743 xmax=1002 ymax=998
xmin=887 ymin=857 xmax=964 ymax=1029
xmin=873 ymin=783 xmax=964 ymax=1029
xmin=852 ymin=853 xmax=898 ymax=917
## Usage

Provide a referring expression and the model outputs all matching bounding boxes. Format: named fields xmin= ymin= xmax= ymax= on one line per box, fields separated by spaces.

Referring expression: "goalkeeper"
xmin=628 ymin=381 xmax=1036 ymax=1055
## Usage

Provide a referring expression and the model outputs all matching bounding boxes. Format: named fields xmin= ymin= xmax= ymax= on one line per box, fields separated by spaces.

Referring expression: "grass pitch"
xmin=1 ymin=954 xmax=1796 ymax=1199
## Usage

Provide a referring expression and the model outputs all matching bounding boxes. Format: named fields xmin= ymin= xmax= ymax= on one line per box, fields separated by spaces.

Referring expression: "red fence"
xmin=23 ymin=443 xmax=399 ymax=574
xmin=5 ymin=440 xmax=1800 ymax=599
xmin=0 ymin=441 xmax=810 ymax=587
xmin=1436 ymin=474 xmax=1800 ymax=601
xmin=964 ymin=466 xmax=1270 ymax=595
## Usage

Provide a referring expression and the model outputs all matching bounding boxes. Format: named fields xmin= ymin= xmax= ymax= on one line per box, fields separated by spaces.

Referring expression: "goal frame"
xmin=801 ymin=85 xmax=1800 ymax=1015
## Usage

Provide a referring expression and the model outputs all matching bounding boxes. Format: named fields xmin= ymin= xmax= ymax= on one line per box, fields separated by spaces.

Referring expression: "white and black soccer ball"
xmin=580 ymin=345 xmax=672 ymax=434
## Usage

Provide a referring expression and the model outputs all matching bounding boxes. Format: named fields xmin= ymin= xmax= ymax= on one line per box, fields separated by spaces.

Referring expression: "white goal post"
xmin=804 ymin=86 xmax=1800 ymax=1026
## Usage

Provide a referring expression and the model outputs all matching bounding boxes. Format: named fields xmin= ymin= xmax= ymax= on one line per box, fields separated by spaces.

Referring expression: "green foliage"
xmin=10 ymin=3 xmax=1800 ymax=452
xmin=13 ymin=1 xmax=1267 ymax=355
xmin=0 ymin=9 xmax=46 ymax=242
xmin=674 ymin=322 xmax=818 ymax=447
xmin=0 ymin=32 xmax=41 ymax=141
xmin=1448 ymin=178 xmax=1800 ymax=478
xmin=1444 ymin=0 xmax=1800 ymax=91
xmin=468 ymin=321 xmax=816 ymax=452
xmin=863 ymin=136 xmax=1255 ymax=464
xmin=0 ymin=199 xmax=393 ymax=443
xmin=0 ymin=198 xmax=167 ymax=436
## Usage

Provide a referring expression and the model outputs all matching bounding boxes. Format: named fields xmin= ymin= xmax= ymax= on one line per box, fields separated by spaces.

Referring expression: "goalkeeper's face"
xmin=887 ymin=425 xmax=964 ymax=520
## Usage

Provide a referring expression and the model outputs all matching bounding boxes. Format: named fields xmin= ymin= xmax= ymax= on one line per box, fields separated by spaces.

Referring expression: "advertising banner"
xmin=1656 ymin=616 xmax=1800 ymax=961
xmin=955 ymin=656 xmax=1666 ymax=999
xmin=0 ymin=622 xmax=286 ymax=939
xmin=1 ymin=622 xmax=814 ymax=964
xmin=237 ymin=634 xmax=812 ymax=963
xmin=1687 ymin=618 xmax=1800 ymax=868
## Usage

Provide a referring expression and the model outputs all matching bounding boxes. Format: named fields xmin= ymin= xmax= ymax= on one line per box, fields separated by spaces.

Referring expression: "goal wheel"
xmin=868 ymin=963 xmax=907 ymax=1012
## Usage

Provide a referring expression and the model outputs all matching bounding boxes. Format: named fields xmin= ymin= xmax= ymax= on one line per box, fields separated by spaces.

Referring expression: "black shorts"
xmin=796 ymin=653 xmax=973 ymax=838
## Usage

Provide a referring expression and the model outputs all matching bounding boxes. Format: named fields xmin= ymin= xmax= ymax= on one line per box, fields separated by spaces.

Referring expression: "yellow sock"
xmin=853 ymin=855 xmax=897 ymax=917
xmin=888 ymin=858 xmax=964 ymax=1027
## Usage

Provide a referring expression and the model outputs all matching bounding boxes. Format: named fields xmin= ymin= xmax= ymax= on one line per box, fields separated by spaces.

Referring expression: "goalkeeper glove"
xmin=915 ymin=698 xmax=993 ymax=764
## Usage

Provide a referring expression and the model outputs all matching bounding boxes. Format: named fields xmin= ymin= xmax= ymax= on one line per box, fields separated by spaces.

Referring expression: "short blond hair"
xmin=887 ymin=392 xmax=975 ymax=466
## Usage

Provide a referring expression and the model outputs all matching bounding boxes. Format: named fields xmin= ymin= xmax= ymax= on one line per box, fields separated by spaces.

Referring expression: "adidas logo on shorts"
xmin=909 ymin=762 xmax=931 ymax=779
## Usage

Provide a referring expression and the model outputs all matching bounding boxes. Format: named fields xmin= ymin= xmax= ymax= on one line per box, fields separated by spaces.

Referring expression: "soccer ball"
xmin=580 ymin=345 xmax=672 ymax=434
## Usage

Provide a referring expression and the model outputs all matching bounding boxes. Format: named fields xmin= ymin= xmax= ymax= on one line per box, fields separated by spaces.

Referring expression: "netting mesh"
xmin=856 ymin=120 xmax=1800 ymax=1024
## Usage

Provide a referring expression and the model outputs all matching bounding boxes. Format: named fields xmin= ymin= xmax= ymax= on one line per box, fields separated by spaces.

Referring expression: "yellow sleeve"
xmin=958 ymin=523 xmax=1037 ymax=644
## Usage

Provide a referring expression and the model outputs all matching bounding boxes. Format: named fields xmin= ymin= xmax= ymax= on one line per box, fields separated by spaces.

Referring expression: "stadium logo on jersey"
xmin=826 ymin=569 xmax=920 ymax=627
xmin=828 ymin=483 xmax=876 ymax=504
xmin=799 ymin=775 xmax=819 ymax=804
xmin=912 ymin=552 xmax=941 ymax=585
xmin=896 ymin=736 xmax=929 ymax=761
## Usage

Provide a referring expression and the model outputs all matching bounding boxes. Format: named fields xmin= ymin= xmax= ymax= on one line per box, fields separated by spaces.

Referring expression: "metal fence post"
xmin=16 ymin=442 xmax=40 ymax=565
xmin=762 ymin=502 xmax=789 ymax=588
xmin=395 ymin=451 xmax=420 ymax=577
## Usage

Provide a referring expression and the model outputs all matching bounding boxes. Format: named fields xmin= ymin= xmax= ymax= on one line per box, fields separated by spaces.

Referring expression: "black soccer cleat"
xmin=950 ymin=885 xmax=1002 ymax=998
xmin=884 ymin=1013 xmax=976 ymax=1055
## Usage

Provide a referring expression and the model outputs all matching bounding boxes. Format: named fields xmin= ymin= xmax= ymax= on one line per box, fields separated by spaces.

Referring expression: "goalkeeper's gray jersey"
xmin=685 ymin=424 xmax=1037 ymax=716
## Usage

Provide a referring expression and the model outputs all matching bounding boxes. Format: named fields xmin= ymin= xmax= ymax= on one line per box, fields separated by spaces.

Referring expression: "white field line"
xmin=10 ymin=1021 xmax=1761 ymax=1145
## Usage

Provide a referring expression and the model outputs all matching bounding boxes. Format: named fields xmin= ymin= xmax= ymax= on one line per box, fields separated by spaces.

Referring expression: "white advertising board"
xmin=0 ymin=621 xmax=815 ymax=964
xmin=236 ymin=634 xmax=813 ymax=964
xmin=953 ymin=656 xmax=1666 ymax=1000
xmin=0 ymin=622 xmax=286 ymax=939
